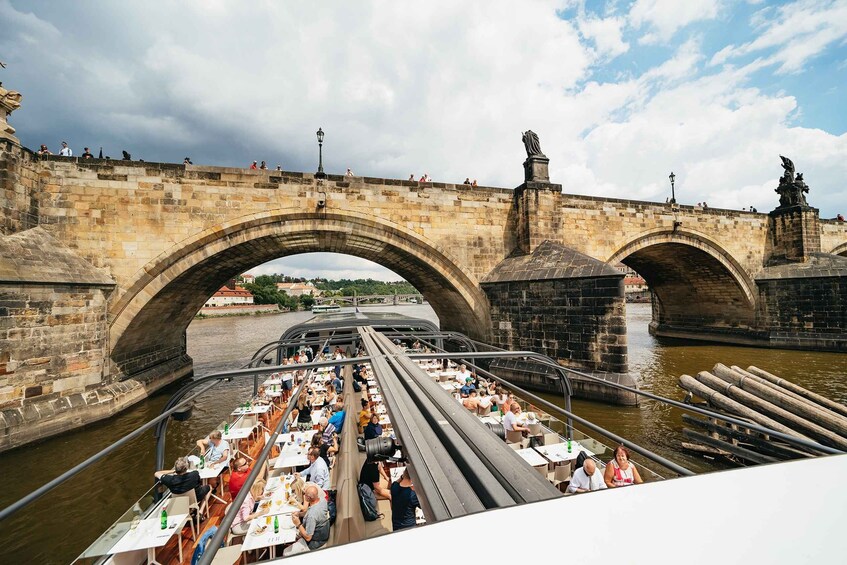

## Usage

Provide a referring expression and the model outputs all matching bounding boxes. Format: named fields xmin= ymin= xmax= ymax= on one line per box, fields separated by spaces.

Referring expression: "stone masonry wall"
xmin=483 ymin=276 xmax=628 ymax=373
xmin=756 ymin=275 xmax=847 ymax=351
xmin=0 ymin=283 xmax=110 ymax=405
xmin=0 ymin=141 xmax=39 ymax=235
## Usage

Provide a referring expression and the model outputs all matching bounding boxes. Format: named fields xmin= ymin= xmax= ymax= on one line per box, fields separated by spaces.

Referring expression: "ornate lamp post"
xmin=668 ymin=171 xmax=676 ymax=204
xmin=315 ymin=127 xmax=326 ymax=179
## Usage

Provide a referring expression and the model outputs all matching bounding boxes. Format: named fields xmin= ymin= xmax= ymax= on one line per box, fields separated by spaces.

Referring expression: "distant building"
xmin=624 ymin=275 xmax=648 ymax=295
xmin=276 ymin=281 xmax=320 ymax=297
xmin=205 ymin=283 xmax=254 ymax=307
xmin=239 ymin=273 xmax=255 ymax=284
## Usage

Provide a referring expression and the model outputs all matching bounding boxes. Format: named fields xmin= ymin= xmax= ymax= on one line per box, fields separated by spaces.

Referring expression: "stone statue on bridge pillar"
xmin=775 ymin=155 xmax=810 ymax=208
xmin=0 ymin=82 xmax=23 ymax=144
xmin=522 ymin=130 xmax=550 ymax=183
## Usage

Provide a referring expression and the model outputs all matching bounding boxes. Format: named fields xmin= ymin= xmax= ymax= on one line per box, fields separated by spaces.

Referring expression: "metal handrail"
xmin=0 ymin=381 xmax=219 ymax=523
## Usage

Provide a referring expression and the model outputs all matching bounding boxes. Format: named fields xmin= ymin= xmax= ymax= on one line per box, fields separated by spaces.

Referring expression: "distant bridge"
xmin=314 ymin=294 xmax=424 ymax=306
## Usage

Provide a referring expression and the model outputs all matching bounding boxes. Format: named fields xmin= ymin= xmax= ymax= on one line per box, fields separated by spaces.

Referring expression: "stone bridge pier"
xmin=2 ymin=111 xmax=847 ymax=450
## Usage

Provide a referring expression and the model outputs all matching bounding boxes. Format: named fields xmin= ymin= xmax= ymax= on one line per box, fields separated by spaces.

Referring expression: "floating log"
xmin=695 ymin=371 xmax=847 ymax=450
xmin=730 ymin=365 xmax=846 ymax=422
xmin=681 ymin=442 xmax=732 ymax=459
xmin=681 ymin=414 xmax=811 ymax=460
xmin=682 ymin=428 xmax=778 ymax=465
xmin=747 ymin=366 xmax=847 ymax=418
xmin=713 ymin=364 xmax=847 ymax=439
xmin=678 ymin=375 xmax=805 ymax=440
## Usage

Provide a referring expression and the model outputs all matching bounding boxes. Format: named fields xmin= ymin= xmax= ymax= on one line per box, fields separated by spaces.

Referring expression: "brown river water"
xmin=1 ymin=303 xmax=845 ymax=564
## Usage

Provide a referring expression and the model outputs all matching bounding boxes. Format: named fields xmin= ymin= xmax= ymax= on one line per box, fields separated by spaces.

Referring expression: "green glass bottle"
xmin=199 ymin=454 xmax=205 ymax=469
xmin=160 ymin=507 xmax=168 ymax=530
xmin=567 ymin=438 xmax=572 ymax=453
xmin=273 ymin=515 xmax=279 ymax=534
xmin=224 ymin=422 xmax=229 ymax=434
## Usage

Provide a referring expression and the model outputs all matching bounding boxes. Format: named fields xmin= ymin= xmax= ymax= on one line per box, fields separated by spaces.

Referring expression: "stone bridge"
xmin=2 ymin=136 xmax=846 ymax=450
xmin=314 ymin=294 xmax=424 ymax=306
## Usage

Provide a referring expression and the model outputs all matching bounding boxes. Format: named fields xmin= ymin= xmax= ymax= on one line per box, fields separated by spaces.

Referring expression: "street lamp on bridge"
xmin=668 ymin=171 xmax=676 ymax=204
xmin=315 ymin=128 xmax=326 ymax=179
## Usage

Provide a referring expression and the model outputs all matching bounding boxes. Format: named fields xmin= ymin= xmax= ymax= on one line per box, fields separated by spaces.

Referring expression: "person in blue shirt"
xmin=459 ymin=377 xmax=476 ymax=397
xmin=390 ymin=469 xmax=420 ymax=531
xmin=328 ymin=403 xmax=345 ymax=434
xmin=364 ymin=413 xmax=383 ymax=440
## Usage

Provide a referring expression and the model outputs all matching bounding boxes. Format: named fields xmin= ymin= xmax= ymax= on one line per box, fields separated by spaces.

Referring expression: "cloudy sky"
xmin=2 ymin=0 xmax=845 ymax=281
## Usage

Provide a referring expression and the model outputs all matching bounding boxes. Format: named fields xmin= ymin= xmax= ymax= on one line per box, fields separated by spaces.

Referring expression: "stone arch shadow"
xmin=109 ymin=209 xmax=491 ymax=376
xmin=831 ymin=242 xmax=847 ymax=257
xmin=607 ymin=229 xmax=758 ymax=336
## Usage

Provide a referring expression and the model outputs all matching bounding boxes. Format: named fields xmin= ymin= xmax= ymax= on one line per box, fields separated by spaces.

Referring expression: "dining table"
xmin=108 ymin=513 xmax=189 ymax=565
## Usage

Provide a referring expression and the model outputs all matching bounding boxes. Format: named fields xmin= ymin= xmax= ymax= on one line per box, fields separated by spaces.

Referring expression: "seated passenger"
xmin=359 ymin=460 xmax=392 ymax=500
xmin=297 ymin=447 xmax=330 ymax=490
xmin=154 ymin=456 xmax=211 ymax=501
xmin=328 ymin=402 xmax=345 ymax=433
xmin=332 ymin=374 xmax=343 ymax=394
xmin=502 ymin=403 xmax=530 ymax=435
xmin=462 ymin=390 xmax=480 ymax=411
xmin=311 ymin=432 xmax=337 ymax=467
xmin=285 ymin=484 xmax=331 ymax=555
xmin=228 ymin=457 xmax=251 ymax=499
xmin=230 ymin=479 xmax=268 ymax=536
xmin=459 ymin=377 xmax=476 ymax=397
xmin=358 ymin=398 xmax=371 ymax=434
xmin=567 ymin=459 xmax=607 ymax=493
xmin=318 ymin=417 xmax=336 ymax=443
xmin=604 ymin=445 xmax=643 ymax=488
xmin=390 ymin=469 xmax=420 ymax=531
xmin=196 ymin=430 xmax=230 ymax=467
xmin=364 ymin=413 xmax=383 ymax=441
xmin=455 ymin=364 xmax=472 ymax=385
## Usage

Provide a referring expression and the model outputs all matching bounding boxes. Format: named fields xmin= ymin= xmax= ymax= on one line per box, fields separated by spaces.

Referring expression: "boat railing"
xmin=504 ymin=396 xmax=666 ymax=483
xmin=73 ymin=483 xmax=163 ymax=563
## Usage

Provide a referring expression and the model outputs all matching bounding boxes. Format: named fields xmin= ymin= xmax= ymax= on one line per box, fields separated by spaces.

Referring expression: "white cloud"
xmin=629 ymin=0 xmax=721 ymax=44
xmin=712 ymin=0 xmax=847 ymax=73
xmin=578 ymin=15 xmax=629 ymax=59
xmin=247 ymin=253 xmax=403 ymax=282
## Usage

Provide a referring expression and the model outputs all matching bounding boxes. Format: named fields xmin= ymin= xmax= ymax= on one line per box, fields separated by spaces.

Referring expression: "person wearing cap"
xmin=59 ymin=141 xmax=72 ymax=157
xmin=459 ymin=377 xmax=476 ymax=397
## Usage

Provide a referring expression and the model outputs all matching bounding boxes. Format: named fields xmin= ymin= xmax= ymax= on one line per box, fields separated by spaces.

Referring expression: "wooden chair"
xmin=548 ymin=462 xmax=572 ymax=489
xmin=173 ymin=488 xmax=209 ymax=538
xmin=211 ymin=544 xmax=244 ymax=565
xmin=505 ymin=430 xmax=524 ymax=444
xmin=534 ymin=465 xmax=548 ymax=477
xmin=528 ymin=422 xmax=543 ymax=436
xmin=164 ymin=495 xmax=191 ymax=563
xmin=543 ymin=433 xmax=562 ymax=446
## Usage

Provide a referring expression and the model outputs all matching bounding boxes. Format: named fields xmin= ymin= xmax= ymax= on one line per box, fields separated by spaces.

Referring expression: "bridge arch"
xmin=831 ymin=242 xmax=847 ymax=257
xmin=109 ymin=209 xmax=491 ymax=375
xmin=607 ymin=229 xmax=757 ymax=334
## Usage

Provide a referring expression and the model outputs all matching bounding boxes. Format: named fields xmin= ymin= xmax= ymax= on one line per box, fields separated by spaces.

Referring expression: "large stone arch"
xmin=109 ymin=209 xmax=491 ymax=376
xmin=831 ymin=242 xmax=847 ymax=257
xmin=607 ymin=229 xmax=757 ymax=334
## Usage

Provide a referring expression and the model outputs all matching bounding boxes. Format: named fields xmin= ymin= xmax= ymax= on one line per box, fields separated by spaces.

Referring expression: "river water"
xmin=2 ymin=303 xmax=846 ymax=564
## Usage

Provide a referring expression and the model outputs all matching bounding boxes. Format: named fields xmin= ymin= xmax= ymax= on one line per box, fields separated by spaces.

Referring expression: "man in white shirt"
xmin=196 ymin=430 xmax=230 ymax=466
xmin=502 ymin=403 xmax=530 ymax=434
xmin=59 ymin=141 xmax=72 ymax=156
xmin=298 ymin=447 xmax=330 ymax=490
xmin=567 ymin=459 xmax=607 ymax=493
xmin=455 ymin=364 xmax=472 ymax=385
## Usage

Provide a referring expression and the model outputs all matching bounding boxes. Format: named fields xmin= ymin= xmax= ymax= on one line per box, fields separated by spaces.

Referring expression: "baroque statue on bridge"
xmin=0 ymin=82 xmax=23 ymax=142
xmin=521 ymin=130 xmax=546 ymax=158
xmin=775 ymin=155 xmax=810 ymax=208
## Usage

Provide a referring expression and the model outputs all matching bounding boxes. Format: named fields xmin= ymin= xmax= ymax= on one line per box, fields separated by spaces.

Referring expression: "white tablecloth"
xmin=109 ymin=514 xmax=188 ymax=554
xmin=515 ymin=448 xmax=548 ymax=467
xmin=534 ymin=441 xmax=593 ymax=463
